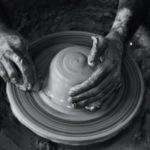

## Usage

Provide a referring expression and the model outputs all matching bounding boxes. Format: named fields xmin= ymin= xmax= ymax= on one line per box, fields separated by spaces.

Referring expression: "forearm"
xmin=108 ymin=0 xmax=150 ymax=43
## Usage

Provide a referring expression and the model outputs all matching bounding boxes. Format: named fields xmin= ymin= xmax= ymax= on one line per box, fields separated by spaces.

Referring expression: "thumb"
xmin=88 ymin=35 xmax=105 ymax=67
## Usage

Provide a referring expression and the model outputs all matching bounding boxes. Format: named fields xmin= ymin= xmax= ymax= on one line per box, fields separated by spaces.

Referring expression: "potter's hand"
xmin=68 ymin=34 xmax=123 ymax=111
xmin=0 ymin=28 xmax=36 ymax=91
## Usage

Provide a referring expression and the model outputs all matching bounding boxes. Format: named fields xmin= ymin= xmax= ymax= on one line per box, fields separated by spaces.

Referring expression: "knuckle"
xmin=4 ymin=50 xmax=12 ymax=56
xmin=0 ymin=70 xmax=6 ymax=77
xmin=9 ymin=70 xmax=16 ymax=78
xmin=94 ymin=87 xmax=100 ymax=95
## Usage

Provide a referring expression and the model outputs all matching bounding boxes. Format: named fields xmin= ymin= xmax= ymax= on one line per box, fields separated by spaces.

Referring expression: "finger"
xmin=75 ymin=80 xmax=119 ymax=109
xmin=5 ymin=50 xmax=35 ymax=90
xmin=69 ymin=60 xmax=111 ymax=97
xmin=0 ymin=62 xmax=9 ymax=82
xmin=69 ymin=71 xmax=115 ymax=103
xmin=88 ymin=36 xmax=99 ymax=66
xmin=88 ymin=36 xmax=105 ymax=66
xmin=1 ymin=57 xmax=19 ymax=84
xmin=86 ymin=81 xmax=122 ymax=112
xmin=87 ymin=81 xmax=120 ymax=106
xmin=85 ymin=92 xmax=116 ymax=112
xmin=73 ymin=69 xmax=121 ymax=103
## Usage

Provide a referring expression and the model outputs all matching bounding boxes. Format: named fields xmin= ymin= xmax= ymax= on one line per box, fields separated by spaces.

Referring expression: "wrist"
xmin=106 ymin=30 xmax=124 ymax=42
xmin=106 ymin=31 xmax=124 ymax=57
xmin=108 ymin=8 xmax=132 ymax=42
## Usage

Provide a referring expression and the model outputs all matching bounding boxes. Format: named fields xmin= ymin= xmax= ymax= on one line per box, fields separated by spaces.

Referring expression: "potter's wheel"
xmin=7 ymin=31 xmax=144 ymax=145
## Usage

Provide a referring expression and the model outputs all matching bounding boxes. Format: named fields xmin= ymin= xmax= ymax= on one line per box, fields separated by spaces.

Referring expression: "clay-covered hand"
xmin=0 ymin=28 xmax=36 ymax=91
xmin=68 ymin=34 xmax=123 ymax=111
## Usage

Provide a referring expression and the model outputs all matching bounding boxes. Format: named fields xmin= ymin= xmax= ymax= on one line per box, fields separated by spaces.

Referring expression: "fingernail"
xmin=27 ymin=83 xmax=32 ymax=90
xmin=88 ymin=61 xmax=94 ymax=67
xmin=72 ymin=103 xmax=77 ymax=108
xmin=88 ymin=56 xmax=95 ymax=66
xmin=11 ymin=78 xmax=17 ymax=83
xmin=20 ymin=59 xmax=23 ymax=64
xmin=89 ymin=106 xmax=95 ymax=111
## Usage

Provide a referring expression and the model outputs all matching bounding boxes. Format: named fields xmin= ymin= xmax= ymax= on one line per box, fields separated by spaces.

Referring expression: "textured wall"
xmin=1 ymin=0 xmax=118 ymax=41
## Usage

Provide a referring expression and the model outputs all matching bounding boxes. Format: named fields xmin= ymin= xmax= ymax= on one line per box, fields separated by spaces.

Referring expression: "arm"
xmin=68 ymin=0 xmax=149 ymax=111
xmin=0 ymin=2 xmax=36 ymax=91
xmin=108 ymin=0 xmax=150 ymax=42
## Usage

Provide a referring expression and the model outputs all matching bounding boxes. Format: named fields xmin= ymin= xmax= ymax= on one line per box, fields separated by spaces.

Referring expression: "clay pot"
xmin=43 ymin=46 xmax=95 ymax=108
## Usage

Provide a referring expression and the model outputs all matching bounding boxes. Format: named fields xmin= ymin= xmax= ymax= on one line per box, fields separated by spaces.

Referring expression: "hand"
xmin=0 ymin=28 xmax=36 ymax=91
xmin=68 ymin=34 xmax=123 ymax=111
